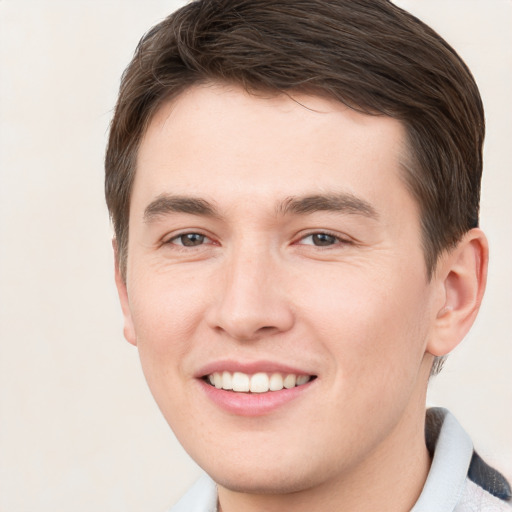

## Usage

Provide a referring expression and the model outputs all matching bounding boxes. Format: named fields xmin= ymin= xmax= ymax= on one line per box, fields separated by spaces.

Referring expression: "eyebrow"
xmin=143 ymin=194 xmax=219 ymax=222
xmin=143 ymin=192 xmax=378 ymax=223
xmin=277 ymin=193 xmax=378 ymax=219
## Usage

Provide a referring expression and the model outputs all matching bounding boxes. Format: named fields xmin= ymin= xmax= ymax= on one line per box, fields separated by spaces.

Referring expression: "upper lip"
xmin=195 ymin=359 xmax=316 ymax=378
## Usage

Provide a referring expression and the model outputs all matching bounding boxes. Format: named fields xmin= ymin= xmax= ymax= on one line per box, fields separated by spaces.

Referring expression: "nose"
xmin=206 ymin=245 xmax=295 ymax=342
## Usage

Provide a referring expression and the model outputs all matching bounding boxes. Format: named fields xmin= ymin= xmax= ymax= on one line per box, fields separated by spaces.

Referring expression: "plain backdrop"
xmin=0 ymin=1 xmax=511 ymax=511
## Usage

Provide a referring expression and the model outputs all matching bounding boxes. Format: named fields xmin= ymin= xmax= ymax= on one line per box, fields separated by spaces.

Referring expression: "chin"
xmin=213 ymin=470 xmax=317 ymax=496
xmin=198 ymin=450 xmax=332 ymax=496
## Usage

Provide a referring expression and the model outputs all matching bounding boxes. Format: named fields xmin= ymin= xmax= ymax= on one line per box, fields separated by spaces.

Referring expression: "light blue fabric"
xmin=411 ymin=410 xmax=474 ymax=512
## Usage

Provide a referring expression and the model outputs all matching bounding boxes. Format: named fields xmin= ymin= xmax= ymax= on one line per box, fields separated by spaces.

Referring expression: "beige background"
xmin=0 ymin=1 xmax=510 ymax=511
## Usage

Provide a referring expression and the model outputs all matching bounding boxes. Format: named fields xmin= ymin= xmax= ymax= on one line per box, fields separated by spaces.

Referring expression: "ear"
xmin=427 ymin=228 xmax=488 ymax=357
xmin=113 ymin=239 xmax=137 ymax=346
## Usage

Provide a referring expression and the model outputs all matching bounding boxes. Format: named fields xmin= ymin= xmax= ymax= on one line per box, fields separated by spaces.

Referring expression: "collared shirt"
xmin=168 ymin=409 xmax=511 ymax=512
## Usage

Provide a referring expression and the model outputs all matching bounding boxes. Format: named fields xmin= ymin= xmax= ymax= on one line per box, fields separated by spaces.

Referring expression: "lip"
xmin=195 ymin=359 xmax=317 ymax=417
xmin=197 ymin=378 xmax=315 ymax=417
xmin=195 ymin=359 xmax=314 ymax=378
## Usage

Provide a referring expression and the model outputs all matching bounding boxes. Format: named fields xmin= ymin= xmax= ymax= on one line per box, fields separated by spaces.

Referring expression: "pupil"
xmin=182 ymin=233 xmax=204 ymax=246
xmin=313 ymin=233 xmax=336 ymax=246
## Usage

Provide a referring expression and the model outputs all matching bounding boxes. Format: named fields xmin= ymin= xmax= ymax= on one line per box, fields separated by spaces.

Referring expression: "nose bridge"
xmin=208 ymin=238 xmax=294 ymax=340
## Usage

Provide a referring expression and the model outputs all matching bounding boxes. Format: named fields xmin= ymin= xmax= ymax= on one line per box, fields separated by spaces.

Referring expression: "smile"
xmin=205 ymin=371 xmax=314 ymax=393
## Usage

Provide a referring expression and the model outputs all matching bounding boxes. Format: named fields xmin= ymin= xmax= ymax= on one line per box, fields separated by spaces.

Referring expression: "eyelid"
xmin=162 ymin=229 xmax=217 ymax=246
xmin=295 ymin=229 xmax=355 ymax=246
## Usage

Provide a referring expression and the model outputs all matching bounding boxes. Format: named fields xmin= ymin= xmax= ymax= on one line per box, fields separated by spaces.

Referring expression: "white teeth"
xmin=269 ymin=373 xmax=284 ymax=391
xmin=232 ymin=372 xmax=250 ymax=392
xmin=222 ymin=371 xmax=233 ymax=390
xmin=250 ymin=372 xmax=269 ymax=393
xmin=283 ymin=374 xmax=296 ymax=389
xmin=213 ymin=372 xmax=223 ymax=389
xmin=206 ymin=371 xmax=312 ymax=393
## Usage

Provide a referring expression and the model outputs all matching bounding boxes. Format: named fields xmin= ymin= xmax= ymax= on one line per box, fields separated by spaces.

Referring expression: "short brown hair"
xmin=105 ymin=0 xmax=484 ymax=285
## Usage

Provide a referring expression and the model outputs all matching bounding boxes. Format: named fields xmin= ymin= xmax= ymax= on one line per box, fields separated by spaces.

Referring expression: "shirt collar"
xmin=411 ymin=407 xmax=474 ymax=512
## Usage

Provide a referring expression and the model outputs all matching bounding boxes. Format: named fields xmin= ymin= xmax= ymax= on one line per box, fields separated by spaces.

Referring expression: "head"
xmin=105 ymin=0 xmax=487 ymax=502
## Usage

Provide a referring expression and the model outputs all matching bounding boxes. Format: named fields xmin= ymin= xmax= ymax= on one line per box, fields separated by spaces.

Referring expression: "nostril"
xmin=259 ymin=325 xmax=279 ymax=333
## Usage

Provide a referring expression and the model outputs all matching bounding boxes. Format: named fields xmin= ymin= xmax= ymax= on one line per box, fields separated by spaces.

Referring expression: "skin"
xmin=115 ymin=83 xmax=488 ymax=511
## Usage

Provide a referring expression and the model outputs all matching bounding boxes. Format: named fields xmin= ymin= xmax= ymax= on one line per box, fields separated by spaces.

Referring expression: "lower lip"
xmin=198 ymin=379 xmax=315 ymax=417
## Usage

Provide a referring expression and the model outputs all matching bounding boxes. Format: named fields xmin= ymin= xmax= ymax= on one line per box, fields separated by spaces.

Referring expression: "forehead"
xmin=133 ymin=83 xmax=414 ymax=217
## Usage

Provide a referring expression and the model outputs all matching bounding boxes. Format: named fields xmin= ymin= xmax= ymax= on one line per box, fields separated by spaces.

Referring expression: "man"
xmin=105 ymin=1 xmax=511 ymax=510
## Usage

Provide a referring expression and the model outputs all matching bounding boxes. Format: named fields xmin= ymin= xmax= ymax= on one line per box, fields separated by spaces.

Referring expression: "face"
xmin=118 ymin=83 xmax=441 ymax=495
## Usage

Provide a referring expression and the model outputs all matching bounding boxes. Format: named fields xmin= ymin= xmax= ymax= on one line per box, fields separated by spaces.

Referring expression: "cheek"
xmin=297 ymin=266 xmax=432 ymax=376
xmin=127 ymin=277 xmax=203 ymax=426
xmin=127 ymin=271 xmax=207 ymax=367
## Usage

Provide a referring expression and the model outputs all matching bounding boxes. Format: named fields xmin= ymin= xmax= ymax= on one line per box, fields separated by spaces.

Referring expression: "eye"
xmin=167 ymin=232 xmax=211 ymax=247
xmin=299 ymin=232 xmax=347 ymax=247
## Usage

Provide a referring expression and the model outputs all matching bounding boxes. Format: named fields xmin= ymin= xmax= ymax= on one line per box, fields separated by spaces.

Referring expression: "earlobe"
xmin=113 ymin=239 xmax=137 ymax=346
xmin=427 ymin=228 xmax=488 ymax=357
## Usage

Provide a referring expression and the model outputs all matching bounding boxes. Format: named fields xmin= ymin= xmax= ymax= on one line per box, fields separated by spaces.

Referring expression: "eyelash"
xmin=163 ymin=230 xmax=352 ymax=249
xmin=295 ymin=231 xmax=353 ymax=248
xmin=164 ymin=232 xmax=214 ymax=248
